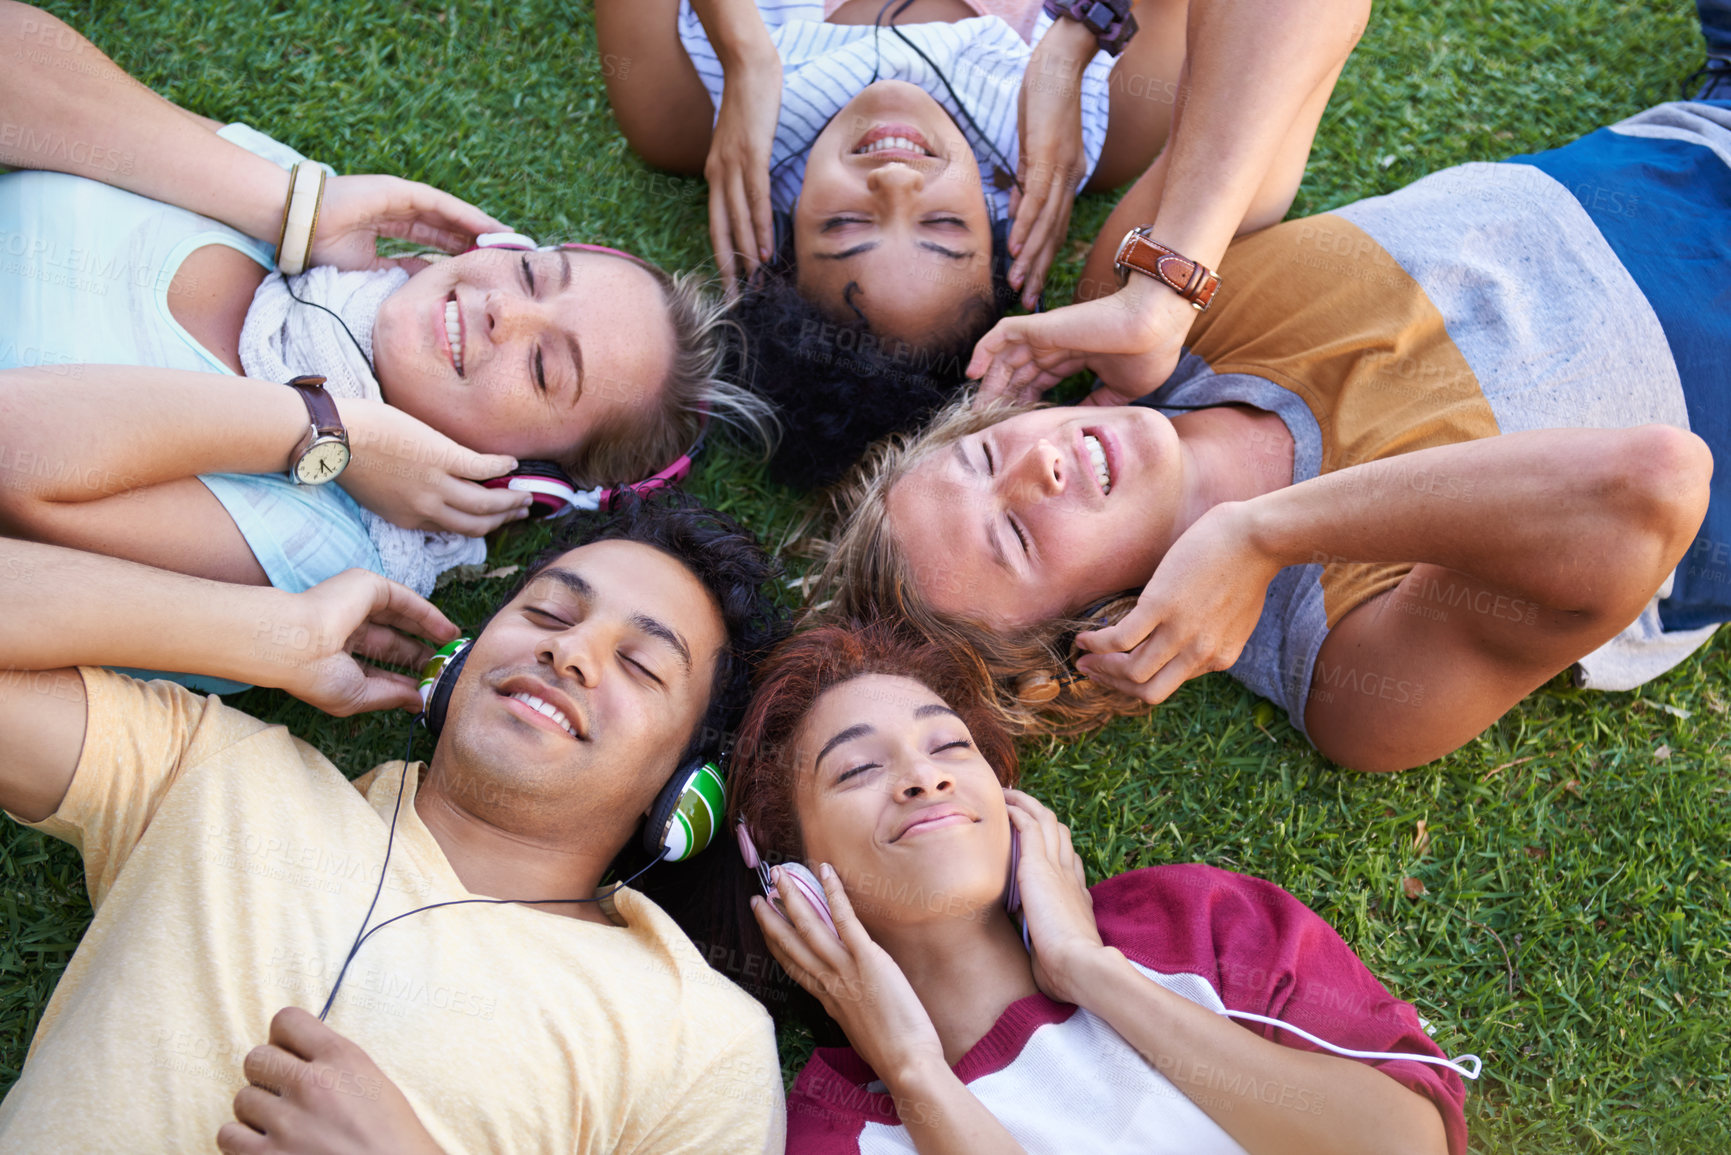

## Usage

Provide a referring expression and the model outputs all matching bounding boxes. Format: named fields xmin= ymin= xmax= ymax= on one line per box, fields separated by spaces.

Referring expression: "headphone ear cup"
xmin=643 ymin=758 xmax=726 ymax=862
xmin=773 ymin=863 xmax=838 ymax=938
xmin=417 ymin=638 xmax=472 ymax=739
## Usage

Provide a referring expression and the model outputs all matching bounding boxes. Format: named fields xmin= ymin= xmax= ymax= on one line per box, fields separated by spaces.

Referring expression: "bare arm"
xmin=0 ymin=538 xmax=457 ymax=822
xmin=1077 ymin=425 xmax=1714 ymax=769
xmin=1098 ymin=0 xmax=1369 ymax=278
xmin=0 ymin=3 xmax=503 ymax=267
xmin=0 ymin=2 xmax=297 ymax=239
xmin=689 ymin=0 xmax=783 ymax=286
xmin=1007 ymin=791 xmax=1450 ymax=1154
xmin=973 ymin=0 xmax=1368 ymax=403
xmin=0 ymin=366 xmax=528 ymax=559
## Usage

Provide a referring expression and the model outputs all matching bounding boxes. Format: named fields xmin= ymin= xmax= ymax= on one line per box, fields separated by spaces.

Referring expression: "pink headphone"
xmin=467 ymin=232 xmax=705 ymax=518
xmin=736 ymin=821 xmax=1025 ymax=946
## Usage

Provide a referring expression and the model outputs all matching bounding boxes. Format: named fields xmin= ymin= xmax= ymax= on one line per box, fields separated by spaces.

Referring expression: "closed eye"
xmin=933 ymin=739 xmax=973 ymax=754
xmin=525 ymin=605 xmax=570 ymax=628
xmin=1008 ymin=515 xmax=1030 ymax=555
xmin=622 ymin=653 xmax=664 ymax=687
xmin=836 ymin=762 xmax=879 ymax=784
xmin=821 ymin=217 xmax=869 ymax=232
xmin=983 ymin=441 xmax=995 ymax=475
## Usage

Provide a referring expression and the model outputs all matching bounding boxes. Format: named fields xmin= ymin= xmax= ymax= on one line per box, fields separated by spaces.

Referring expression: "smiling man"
xmin=0 ymin=494 xmax=787 ymax=1154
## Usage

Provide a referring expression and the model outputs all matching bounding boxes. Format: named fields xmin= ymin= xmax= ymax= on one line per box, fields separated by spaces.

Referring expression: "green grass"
xmin=2 ymin=1 xmax=1727 ymax=1150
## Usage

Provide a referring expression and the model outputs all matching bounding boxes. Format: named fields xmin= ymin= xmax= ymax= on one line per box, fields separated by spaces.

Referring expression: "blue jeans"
xmin=1704 ymin=0 xmax=1731 ymax=60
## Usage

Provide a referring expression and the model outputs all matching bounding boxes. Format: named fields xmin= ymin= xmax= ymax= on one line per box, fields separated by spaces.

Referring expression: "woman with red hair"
xmin=724 ymin=620 xmax=1474 ymax=1154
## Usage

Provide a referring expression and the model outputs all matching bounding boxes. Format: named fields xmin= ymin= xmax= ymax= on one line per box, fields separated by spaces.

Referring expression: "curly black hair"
xmin=491 ymin=490 xmax=787 ymax=761
xmin=731 ymin=224 xmax=1015 ymax=490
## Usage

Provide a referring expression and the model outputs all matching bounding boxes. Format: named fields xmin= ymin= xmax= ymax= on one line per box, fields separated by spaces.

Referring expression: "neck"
xmin=1165 ymin=405 xmax=1294 ymax=545
xmin=871 ymin=910 xmax=1040 ymax=1068
xmin=413 ymin=761 xmax=622 ymax=926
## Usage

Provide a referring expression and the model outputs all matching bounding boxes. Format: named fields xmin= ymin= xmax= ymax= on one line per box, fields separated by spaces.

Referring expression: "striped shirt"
xmin=1141 ymin=101 xmax=1731 ymax=735
xmin=676 ymin=0 xmax=1116 ymax=219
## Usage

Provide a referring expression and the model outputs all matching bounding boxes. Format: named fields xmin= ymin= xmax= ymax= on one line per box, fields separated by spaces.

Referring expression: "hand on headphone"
xmin=704 ymin=46 xmax=783 ymax=292
xmin=1003 ymin=789 xmax=1107 ymax=1007
xmin=336 ymin=400 xmax=534 ymax=537
xmin=250 ymin=569 xmax=460 ymax=718
xmin=1009 ymin=24 xmax=1091 ymax=311
xmin=310 ymin=174 xmax=508 ymax=274
xmin=217 ymin=1007 xmax=443 ymax=1155
xmin=751 ymin=861 xmax=947 ymax=1084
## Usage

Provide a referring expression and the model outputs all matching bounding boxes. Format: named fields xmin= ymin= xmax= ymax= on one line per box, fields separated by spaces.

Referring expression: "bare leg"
xmin=594 ymin=0 xmax=716 ymax=174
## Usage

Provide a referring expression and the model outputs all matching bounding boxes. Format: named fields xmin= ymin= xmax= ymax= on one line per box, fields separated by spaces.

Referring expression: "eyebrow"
xmin=816 ymin=724 xmax=873 ymax=774
xmin=813 ymin=241 xmax=976 ymax=262
xmin=559 ymin=251 xmax=584 ymax=408
xmin=914 ymin=703 xmax=961 ymax=721
xmin=953 ymin=441 xmax=1012 ymax=575
xmin=528 ymin=568 xmax=692 ymax=672
xmin=628 ymin=612 xmax=692 ymax=672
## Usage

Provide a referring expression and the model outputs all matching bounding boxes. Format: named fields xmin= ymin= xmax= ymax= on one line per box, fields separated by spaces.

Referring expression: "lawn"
xmin=2 ymin=1 xmax=1727 ymax=1150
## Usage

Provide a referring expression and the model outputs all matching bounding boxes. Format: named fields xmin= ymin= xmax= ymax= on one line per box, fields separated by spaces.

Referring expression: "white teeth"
xmin=444 ymin=298 xmax=464 ymax=375
xmin=856 ymin=135 xmax=929 ymax=156
xmin=1084 ymin=434 xmax=1111 ymax=495
xmin=509 ymin=691 xmax=576 ymax=738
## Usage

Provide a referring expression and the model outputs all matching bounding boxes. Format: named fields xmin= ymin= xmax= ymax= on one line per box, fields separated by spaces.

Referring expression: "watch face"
xmin=296 ymin=438 xmax=351 ymax=485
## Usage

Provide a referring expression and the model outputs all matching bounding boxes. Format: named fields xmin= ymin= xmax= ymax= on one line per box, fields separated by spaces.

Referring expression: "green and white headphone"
xmin=417 ymin=638 xmax=726 ymax=863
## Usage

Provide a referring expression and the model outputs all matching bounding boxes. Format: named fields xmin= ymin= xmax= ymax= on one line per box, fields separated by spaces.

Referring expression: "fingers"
xmin=365 ymin=576 xmax=460 ymax=645
xmin=454 ymin=450 xmax=519 ymax=483
xmin=750 ymin=895 xmax=835 ymax=1003
xmin=341 ymin=666 xmax=426 ymax=717
xmin=817 ymin=862 xmax=874 ymax=954
xmin=231 ymin=1085 xmax=286 ymax=1135
xmin=746 ymin=166 xmax=775 ymax=269
xmin=1012 ymin=169 xmax=1074 ymax=308
xmin=1075 ymin=594 xmax=1161 ymax=658
xmin=1075 ymin=647 xmax=1196 ymax=705
xmin=386 ymin=178 xmax=509 ymax=251
xmin=1008 ymin=178 xmax=1047 ymax=267
xmin=708 ymin=180 xmax=739 ymax=288
xmin=268 ymin=1005 xmax=340 ymax=1062
xmin=726 ymin=169 xmax=759 ymax=282
xmin=242 ymin=1042 xmax=303 ymax=1095
xmin=348 ymin=622 xmax=432 ymax=672
xmin=215 ymin=1120 xmax=266 ymax=1154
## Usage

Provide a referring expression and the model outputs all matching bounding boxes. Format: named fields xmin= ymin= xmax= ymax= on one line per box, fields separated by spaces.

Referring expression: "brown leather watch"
xmin=286 ymin=374 xmax=351 ymax=485
xmin=1113 ymin=226 xmax=1221 ymax=311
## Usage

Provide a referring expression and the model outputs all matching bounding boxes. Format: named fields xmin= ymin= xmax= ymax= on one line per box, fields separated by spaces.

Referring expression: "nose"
xmin=484 ymin=288 xmax=549 ymax=344
xmin=999 ymin=437 xmax=1065 ymax=506
xmin=895 ymin=753 xmax=954 ymax=802
xmin=865 ymin=162 xmax=927 ymax=205
xmin=541 ymin=622 xmax=603 ymax=690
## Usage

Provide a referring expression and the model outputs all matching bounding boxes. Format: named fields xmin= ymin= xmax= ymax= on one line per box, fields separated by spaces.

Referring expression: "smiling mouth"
xmin=853 ymin=123 xmax=936 ymax=159
xmin=503 ymin=690 xmax=578 ymax=739
xmin=892 ymin=810 xmax=974 ymax=842
xmin=443 ymin=295 xmax=465 ymax=376
xmin=1083 ymin=433 xmax=1112 ymax=495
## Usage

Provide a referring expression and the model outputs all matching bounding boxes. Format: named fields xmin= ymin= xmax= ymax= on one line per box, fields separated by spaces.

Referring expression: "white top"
xmin=677 ymin=0 xmax=1117 ymax=219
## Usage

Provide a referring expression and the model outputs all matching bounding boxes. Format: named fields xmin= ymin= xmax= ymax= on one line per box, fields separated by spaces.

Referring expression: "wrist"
xmin=1056 ymin=945 xmax=1132 ymax=1011
xmin=1219 ymin=498 xmax=1293 ymax=572
xmin=714 ymin=25 xmax=779 ymax=75
xmin=1034 ymin=16 xmax=1098 ymax=78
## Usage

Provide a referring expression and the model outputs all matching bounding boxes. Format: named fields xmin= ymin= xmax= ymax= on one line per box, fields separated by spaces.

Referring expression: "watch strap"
xmin=287 ymin=375 xmax=344 ymax=438
xmin=1113 ymin=229 xmax=1221 ymax=311
xmin=1042 ymin=0 xmax=1139 ymax=56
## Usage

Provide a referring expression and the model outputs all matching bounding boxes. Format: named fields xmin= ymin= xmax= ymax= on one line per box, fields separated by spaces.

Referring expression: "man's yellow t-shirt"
xmin=0 ymin=669 xmax=785 ymax=1154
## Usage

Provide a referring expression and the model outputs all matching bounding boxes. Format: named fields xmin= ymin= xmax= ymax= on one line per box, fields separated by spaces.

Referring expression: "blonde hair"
xmin=811 ymin=397 xmax=1146 ymax=738
xmin=560 ymin=265 xmax=778 ymax=487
